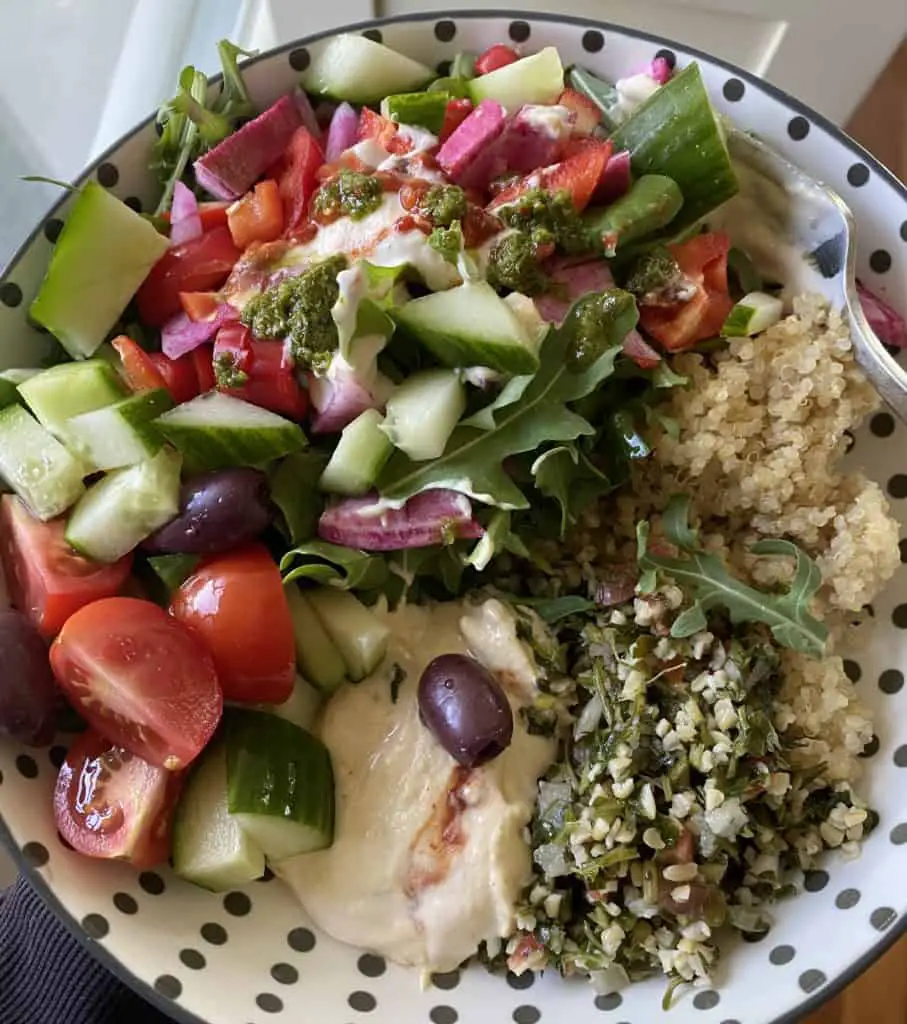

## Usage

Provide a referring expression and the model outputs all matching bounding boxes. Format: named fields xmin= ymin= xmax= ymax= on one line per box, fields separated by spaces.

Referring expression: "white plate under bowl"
xmin=0 ymin=12 xmax=905 ymax=1024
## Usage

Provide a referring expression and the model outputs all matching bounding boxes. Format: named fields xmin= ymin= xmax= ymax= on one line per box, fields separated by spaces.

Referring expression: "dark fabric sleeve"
xmin=0 ymin=875 xmax=174 ymax=1024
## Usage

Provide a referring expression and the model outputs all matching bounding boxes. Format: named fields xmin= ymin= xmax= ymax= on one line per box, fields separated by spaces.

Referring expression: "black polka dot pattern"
xmin=507 ymin=970 xmax=535 ymax=990
xmin=82 ymin=914 xmax=109 ymax=939
xmin=258 ymin=866 xmax=275 ymax=884
xmin=256 ymin=993 xmax=283 ymax=1013
xmin=201 ymin=922 xmax=227 ymax=945
xmin=594 ymin=992 xmax=622 ymax=1010
xmin=894 ymin=602 xmax=907 ymax=626
xmin=804 ymin=870 xmax=829 ymax=892
xmin=15 ymin=755 xmax=37 ymax=779
xmin=770 ymin=945 xmax=795 ymax=965
xmin=434 ymin=20 xmax=456 ymax=43
xmin=693 ymin=990 xmax=720 ymax=1010
xmin=894 ymin=744 xmax=907 ymax=767
xmin=113 ymin=892 xmax=137 ymax=915
xmin=582 ymin=29 xmax=604 ymax=53
xmin=44 ymin=218 xmax=63 ymax=243
xmin=223 ymin=891 xmax=251 ymax=916
xmin=139 ymin=871 xmax=165 ymax=896
xmin=287 ymin=927 xmax=315 ymax=952
xmin=843 ymin=659 xmax=862 ymax=682
xmin=836 ymin=888 xmax=861 ymax=909
xmin=901 ymin=220 xmax=907 ymax=242
xmin=871 ymin=412 xmax=895 ymax=436
xmin=48 ymin=745 xmax=66 ymax=769
xmin=513 ymin=1007 xmax=541 ymax=1024
xmin=871 ymin=906 xmax=897 ymax=930
xmin=900 ymin=539 xmax=907 ymax=563
xmin=509 ymin=21 xmax=531 ymax=43
xmin=124 ymin=196 xmax=142 ymax=213
xmin=880 ymin=669 xmax=904 ymax=694
xmin=859 ymin=733 xmax=880 ymax=758
xmin=431 ymin=1008 xmax=458 ymax=1024
xmin=288 ymin=48 xmax=310 ymax=72
xmin=154 ymin=975 xmax=182 ymax=1000
xmin=870 ymin=249 xmax=892 ymax=273
xmin=787 ymin=116 xmax=810 ymax=140
xmin=0 ymin=282 xmax=22 ymax=308
xmin=431 ymin=970 xmax=461 ymax=990
xmin=799 ymin=969 xmax=826 ymax=993
xmin=271 ymin=962 xmax=299 ymax=985
xmin=847 ymin=162 xmax=870 ymax=187
xmin=362 ymin=28 xmax=382 ymax=43
xmin=349 ymin=990 xmax=377 ymax=1012
xmin=358 ymin=954 xmax=386 ymax=978
xmin=180 ymin=948 xmax=206 ymax=970
xmin=22 ymin=842 xmax=48 ymax=867
xmin=891 ymin=823 xmax=907 ymax=844
xmin=96 ymin=163 xmax=119 ymax=188
xmin=654 ymin=47 xmax=676 ymax=68
xmin=723 ymin=78 xmax=745 ymax=101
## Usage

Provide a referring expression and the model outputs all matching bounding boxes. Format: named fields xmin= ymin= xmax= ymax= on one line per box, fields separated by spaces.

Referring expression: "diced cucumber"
xmin=64 ymin=448 xmax=182 ymax=562
xmin=566 ymin=67 xmax=620 ymax=131
xmin=392 ymin=281 xmax=539 ymax=374
xmin=469 ymin=46 xmax=564 ymax=109
xmin=154 ymin=391 xmax=307 ymax=472
xmin=721 ymin=291 xmax=783 ymax=337
xmin=284 ymin=584 xmax=348 ymax=695
xmin=306 ymin=587 xmax=390 ymax=683
xmin=148 ymin=553 xmax=200 ymax=592
xmin=259 ymin=675 xmax=323 ymax=733
xmin=0 ymin=369 xmax=41 ymax=386
xmin=173 ymin=743 xmax=266 ymax=893
xmin=609 ymin=63 xmax=738 ymax=231
xmin=18 ymin=360 xmax=126 ymax=442
xmin=227 ymin=709 xmax=335 ymax=861
xmin=0 ymin=377 xmax=19 ymax=410
xmin=30 ymin=182 xmax=169 ymax=359
xmin=382 ymin=91 xmax=449 ymax=134
xmin=0 ymin=406 xmax=85 ymax=520
xmin=381 ymin=369 xmax=465 ymax=461
xmin=67 ymin=389 xmax=173 ymax=472
xmin=319 ymin=409 xmax=393 ymax=496
xmin=301 ymin=34 xmax=435 ymax=106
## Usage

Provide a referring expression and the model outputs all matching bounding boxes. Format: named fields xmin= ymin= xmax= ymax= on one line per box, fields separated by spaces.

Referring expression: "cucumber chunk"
xmin=260 ymin=675 xmax=323 ymax=733
xmin=30 ymin=182 xmax=169 ymax=359
xmin=469 ymin=47 xmax=564 ymax=109
xmin=285 ymin=584 xmax=348 ymax=695
xmin=65 ymin=448 xmax=182 ymax=562
xmin=306 ymin=587 xmax=390 ymax=683
xmin=67 ymin=388 xmax=173 ymax=471
xmin=382 ymin=369 xmax=465 ymax=461
xmin=721 ymin=291 xmax=783 ymax=337
xmin=301 ymin=34 xmax=435 ymax=106
xmin=154 ymin=391 xmax=307 ymax=472
xmin=173 ymin=743 xmax=266 ymax=893
xmin=18 ymin=360 xmax=126 ymax=442
xmin=0 ymin=406 xmax=85 ymax=520
xmin=319 ymin=409 xmax=393 ymax=496
xmin=227 ymin=709 xmax=335 ymax=861
xmin=392 ymin=281 xmax=539 ymax=374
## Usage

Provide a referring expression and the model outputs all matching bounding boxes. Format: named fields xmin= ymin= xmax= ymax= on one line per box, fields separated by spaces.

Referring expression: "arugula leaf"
xmin=466 ymin=511 xmax=529 ymax=571
xmin=387 ymin=545 xmax=467 ymax=596
xmin=532 ymin=444 xmax=615 ymax=537
xmin=502 ymin=593 xmax=598 ymax=624
xmin=636 ymin=495 xmax=828 ymax=657
xmin=651 ymin=361 xmax=688 ymax=389
xmin=280 ymin=540 xmax=388 ymax=590
xmin=269 ymin=451 xmax=328 ymax=544
xmin=376 ymin=313 xmax=622 ymax=509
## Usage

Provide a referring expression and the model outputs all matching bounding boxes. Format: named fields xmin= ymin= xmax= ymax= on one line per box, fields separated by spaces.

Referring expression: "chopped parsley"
xmin=418 ymin=184 xmax=467 ymax=227
xmin=213 ymin=351 xmax=248 ymax=389
xmin=428 ymin=220 xmax=464 ymax=265
xmin=498 ymin=187 xmax=589 ymax=255
xmin=486 ymin=233 xmax=548 ymax=296
xmin=312 ymin=170 xmax=383 ymax=221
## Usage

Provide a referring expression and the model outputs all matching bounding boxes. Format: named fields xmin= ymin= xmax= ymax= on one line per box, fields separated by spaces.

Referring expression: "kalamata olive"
xmin=0 ymin=609 xmax=57 ymax=745
xmin=143 ymin=468 xmax=271 ymax=555
xmin=418 ymin=653 xmax=514 ymax=768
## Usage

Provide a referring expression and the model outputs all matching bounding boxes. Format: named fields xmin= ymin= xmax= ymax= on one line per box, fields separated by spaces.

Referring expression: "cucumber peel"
xmin=721 ymin=291 xmax=783 ymax=337
xmin=301 ymin=34 xmax=435 ymax=105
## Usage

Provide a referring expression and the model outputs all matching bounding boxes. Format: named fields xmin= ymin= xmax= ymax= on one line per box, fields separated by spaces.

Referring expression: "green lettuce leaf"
xmin=269 ymin=451 xmax=328 ymax=545
xmin=280 ymin=540 xmax=388 ymax=590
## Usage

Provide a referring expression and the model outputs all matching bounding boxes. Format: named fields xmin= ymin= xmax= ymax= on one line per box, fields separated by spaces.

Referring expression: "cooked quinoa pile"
xmin=491 ymin=297 xmax=900 ymax=996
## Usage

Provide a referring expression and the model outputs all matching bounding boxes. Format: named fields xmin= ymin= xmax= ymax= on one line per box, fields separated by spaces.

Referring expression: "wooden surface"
xmin=805 ymin=37 xmax=907 ymax=1024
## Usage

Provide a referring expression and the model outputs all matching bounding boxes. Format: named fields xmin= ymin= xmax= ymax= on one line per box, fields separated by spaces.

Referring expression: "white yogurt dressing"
xmin=276 ymin=599 xmax=556 ymax=973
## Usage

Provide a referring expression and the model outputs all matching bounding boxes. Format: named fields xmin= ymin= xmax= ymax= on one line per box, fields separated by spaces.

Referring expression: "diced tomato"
xmin=111 ymin=336 xmax=169 ymax=393
xmin=440 ymin=98 xmax=474 ymax=143
xmin=191 ymin=344 xmax=216 ymax=394
xmin=462 ymin=203 xmax=504 ymax=249
xmin=557 ymin=87 xmax=601 ymax=135
xmin=179 ymin=290 xmax=222 ymax=321
xmin=213 ymin=322 xmax=308 ymax=420
xmin=147 ymin=352 xmax=199 ymax=404
xmin=0 ymin=495 xmax=132 ymax=639
xmin=169 ymin=544 xmax=295 ymax=705
xmin=638 ymin=232 xmax=735 ymax=351
xmin=227 ymin=179 xmax=285 ymax=249
xmin=475 ymin=44 xmax=520 ymax=76
xmin=488 ymin=139 xmax=612 ymax=214
xmin=54 ymin=729 xmax=184 ymax=869
xmin=163 ymin=201 xmax=230 ymax=232
xmin=50 ymin=597 xmax=223 ymax=770
xmin=358 ymin=107 xmax=411 ymax=155
xmin=277 ymin=126 xmax=325 ymax=234
xmin=136 ymin=226 xmax=241 ymax=326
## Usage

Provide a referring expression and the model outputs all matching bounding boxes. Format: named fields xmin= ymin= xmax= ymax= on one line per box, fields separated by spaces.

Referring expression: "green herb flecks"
xmin=562 ymin=288 xmax=639 ymax=371
xmin=418 ymin=184 xmax=467 ymax=227
xmin=428 ymin=220 xmax=464 ymax=265
xmin=499 ymin=187 xmax=589 ymax=256
xmin=486 ymin=233 xmax=549 ymax=296
xmin=312 ymin=171 xmax=383 ymax=221
xmin=213 ymin=351 xmax=248 ymax=390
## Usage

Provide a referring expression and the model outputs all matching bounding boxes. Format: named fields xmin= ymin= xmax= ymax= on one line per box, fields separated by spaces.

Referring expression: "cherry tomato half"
xmin=54 ymin=728 xmax=183 ymax=869
xmin=0 ymin=495 xmax=132 ymax=639
xmin=50 ymin=598 xmax=223 ymax=770
xmin=169 ymin=543 xmax=295 ymax=704
xmin=474 ymin=44 xmax=520 ymax=76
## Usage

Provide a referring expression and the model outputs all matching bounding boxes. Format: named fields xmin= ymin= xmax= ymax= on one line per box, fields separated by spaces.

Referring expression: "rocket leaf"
xmin=280 ymin=540 xmax=388 ymax=591
xmin=532 ymin=443 xmax=615 ymax=537
xmin=465 ymin=511 xmax=530 ymax=571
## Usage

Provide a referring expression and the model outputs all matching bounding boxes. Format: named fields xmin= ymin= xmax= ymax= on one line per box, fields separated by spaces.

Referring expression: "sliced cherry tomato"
xmin=163 ymin=201 xmax=230 ymax=232
xmin=672 ymin=232 xmax=732 ymax=294
xmin=227 ymin=179 xmax=285 ymax=249
xmin=213 ymin=323 xmax=308 ymax=420
xmin=277 ymin=126 xmax=325 ymax=234
xmin=54 ymin=728 xmax=183 ymax=869
xmin=50 ymin=597 xmax=223 ymax=770
xmin=148 ymin=352 xmax=200 ymax=404
xmin=475 ymin=44 xmax=520 ymax=76
xmin=488 ymin=139 xmax=612 ymax=213
xmin=136 ymin=226 xmax=241 ymax=326
xmin=112 ymin=336 xmax=169 ymax=393
xmin=557 ymin=87 xmax=601 ymax=135
xmin=191 ymin=344 xmax=216 ymax=394
xmin=0 ymin=495 xmax=132 ymax=640
xmin=179 ymin=290 xmax=222 ymax=321
xmin=440 ymin=98 xmax=474 ymax=143
xmin=169 ymin=544 xmax=295 ymax=704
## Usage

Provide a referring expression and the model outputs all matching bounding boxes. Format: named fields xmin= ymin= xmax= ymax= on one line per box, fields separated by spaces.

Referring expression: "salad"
xmin=0 ymin=32 xmax=905 ymax=1003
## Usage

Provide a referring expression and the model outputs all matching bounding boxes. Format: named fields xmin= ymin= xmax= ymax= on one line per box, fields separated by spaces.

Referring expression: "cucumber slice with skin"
xmin=67 ymin=388 xmax=173 ymax=472
xmin=18 ymin=359 xmax=126 ymax=442
xmin=284 ymin=584 xmax=348 ymax=695
xmin=0 ymin=406 xmax=85 ymax=520
xmin=173 ymin=742 xmax=266 ymax=893
xmin=154 ymin=391 xmax=307 ymax=472
xmin=381 ymin=369 xmax=466 ymax=462
xmin=258 ymin=675 xmax=323 ymax=733
xmin=30 ymin=182 xmax=169 ymax=359
xmin=65 ymin=448 xmax=182 ymax=562
xmin=609 ymin=63 xmax=738 ymax=231
xmin=306 ymin=587 xmax=390 ymax=683
xmin=227 ymin=709 xmax=335 ymax=861
xmin=301 ymin=34 xmax=435 ymax=106
xmin=469 ymin=46 xmax=564 ymax=110
xmin=392 ymin=281 xmax=539 ymax=374
xmin=721 ymin=291 xmax=783 ymax=337
xmin=319 ymin=409 xmax=394 ymax=496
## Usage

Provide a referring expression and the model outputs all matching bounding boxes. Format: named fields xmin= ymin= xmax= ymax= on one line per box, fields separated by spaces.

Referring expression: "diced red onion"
xmin=318 ymin=490 xmax=484 ymax=551
xmin=649 ymin=56 xmax=673 ymax=85
xmin=308 ymin=364 xmax=380 ymax=434
xmin=161 ymin=305 xmax=239 ymax=360
xmin=535 ymin=258 xmax=615 ymax=325
xmin=293 ymin=86 xmax=323 ymax=141
xmin=858 ymin=282 xmax=907 ymax=349
xmin=169 ymin=181 xmax=203 ymax=246
xmin=622 ymin=328 xmax=661 ymax=369
xmin=325 ymin=103 xmax=360 ymax=162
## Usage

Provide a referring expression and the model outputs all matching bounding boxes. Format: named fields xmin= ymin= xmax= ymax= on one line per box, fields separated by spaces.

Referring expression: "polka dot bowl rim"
xmin=1 ymin=11 xmax=906 ymax=1024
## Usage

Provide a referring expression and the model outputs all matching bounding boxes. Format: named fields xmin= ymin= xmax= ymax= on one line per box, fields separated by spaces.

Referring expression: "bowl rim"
xmin=1 ymin=11 xmax=905 ymax=1024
